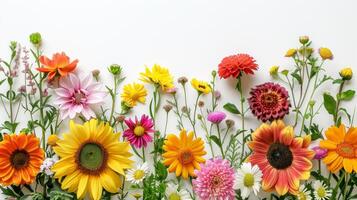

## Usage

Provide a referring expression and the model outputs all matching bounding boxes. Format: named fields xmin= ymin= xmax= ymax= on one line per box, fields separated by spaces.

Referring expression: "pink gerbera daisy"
xmin=123 ymin=115 xmax=154 ymax=148
xmin=54 ymin=73 xmax=106 ymax=120
xmin=193 ymin=158 xmax=235 ymax=200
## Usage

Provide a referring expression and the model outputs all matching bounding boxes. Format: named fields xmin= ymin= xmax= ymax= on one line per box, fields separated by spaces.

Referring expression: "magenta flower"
xmin=312 ymin=146 xmax=328 ymax=160
xmin=193 ymin=158 xmax=235 ymax=200
xmin=54 ymin=73 xmax=106 ymax=120
xmin=207 ymin=111 xmax=226 ymax=124
xmin=123 ymin=115 xmax=154 ymax=148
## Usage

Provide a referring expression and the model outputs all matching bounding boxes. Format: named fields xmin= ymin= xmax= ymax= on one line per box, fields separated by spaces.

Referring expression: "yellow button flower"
xmin=340 ymin=67 xmax=353 ymax=80
xmin=191 ymin=78 xmax=211 ymax=94
xmin=319 ymin=47 xmax=333 ymax=60
xmin=47 ymin=134 xmax=59 ymax=146
xmin=285 ymin=49 xmax=297 ymax=57
xmin=269 ymin=66 xmax=279 ymax=76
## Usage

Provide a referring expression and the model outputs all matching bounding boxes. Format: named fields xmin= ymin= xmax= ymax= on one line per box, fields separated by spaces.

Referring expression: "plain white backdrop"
xmin=1 ymin=0 xmax=357 ymax=199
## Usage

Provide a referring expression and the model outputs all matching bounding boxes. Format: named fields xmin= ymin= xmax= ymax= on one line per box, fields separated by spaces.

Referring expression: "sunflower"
xmin=320 ymin=124 xmax=357 ymax=173
xmin=0 ymin=134 xmax=44 ymax=186
xmin=121 ymin=83 xmax=147 ymax=107
xmin=52 ymin=119 xmax=133 ymax=200
xmin=190 ymin=78 xmax=211 ymax=94
xmin=248 ymin=121 xmax=314 ymax=196
xmin=162 ymin=130 xmax=206 ymax=179
xmin=140 ymin=64 xmax=174 ymax=91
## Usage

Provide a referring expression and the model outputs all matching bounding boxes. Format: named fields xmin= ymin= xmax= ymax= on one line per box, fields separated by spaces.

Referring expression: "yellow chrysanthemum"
xmin=320 ymin=124 xmax=357 ymax=173
xmin=191 ymin=78 xmax=211 ymax=94
xmin=121 ymin=83 xmax=147 ymax=107
xmin=140 ymin=64 xmax=174 ymax=91
xmin=340 ymin=67 xmax=353 ymax=80
xmin=52 ymin=119 xmax=133 ymax=200
xmin=162 ymin=130 xmax=206 ymax=179
xmin=285 ymin=49 xmax=297 ymax=57
xmin=319 ymin=47 xmax=333 ymax=60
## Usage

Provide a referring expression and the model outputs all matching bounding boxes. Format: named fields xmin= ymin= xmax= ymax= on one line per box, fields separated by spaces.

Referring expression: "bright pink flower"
xmin=207 ymin=111 xmax=226 ymax=124
xmin=193 ymin=158 xmax=235 ymax=200
xmin=123 ymin=115 xmax=154 ymax=148
xmin=54 ymin=73 xmax=106 ymax=120
xmin=312 ymin=146 xmax=328 ymax=160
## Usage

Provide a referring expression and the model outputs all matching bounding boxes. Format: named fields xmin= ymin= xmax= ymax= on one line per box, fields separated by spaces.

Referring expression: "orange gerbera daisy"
xmin=37 ymin=52 xmax=78 ymax=80
xmin=162 ymin=130 xmax=206 ymax=179
xmin=320 ymin=124 xmax=357 ymax=173
xmin=248 ymin=121 xmax=314 ymax=196
xmin=0 ymin=134 xmax=44 ymax=186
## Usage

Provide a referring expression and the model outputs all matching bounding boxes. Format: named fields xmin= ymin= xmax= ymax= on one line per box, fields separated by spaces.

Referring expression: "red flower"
xmin=218 ymin=54 xmax=258 ymax=79
xmin=248 ymin=82 xmax=290 ymax=122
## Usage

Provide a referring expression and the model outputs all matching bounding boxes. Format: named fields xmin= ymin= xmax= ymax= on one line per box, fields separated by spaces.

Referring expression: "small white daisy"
xmin=40 ymin=157 xmax=58 ymax=176
xmin=297 ymin=185 xmax=312 ymax=200
xmin=313 ymin=180 xmax=331 ymax=200
xmin=234 ymin=162 xmax=263 ymax=199
xmin=126 ymin=162 xmax=149 ymax=184
xmin=165 ymin=183 xmax=192 ymax=200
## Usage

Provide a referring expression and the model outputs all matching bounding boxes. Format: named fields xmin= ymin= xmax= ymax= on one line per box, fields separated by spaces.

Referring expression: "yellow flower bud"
xmin=47 ymin=134 xmax=59 ymax=146
xmin=269 ymin=66 xmax=279 ymax=76
xmin=340 ymin=67 xmax=353 ymax=80
xmin=299 ymin=36 xmax=309 ymax=45
xmin=319 ymin=47 xmax=333 ymax=60
xmin=285 ymin=49 xmax=297 ymax=57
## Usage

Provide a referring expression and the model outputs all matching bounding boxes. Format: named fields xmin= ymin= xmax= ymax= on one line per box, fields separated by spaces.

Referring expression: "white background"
xmin=1 ymin=0 xmax=357 ymax=199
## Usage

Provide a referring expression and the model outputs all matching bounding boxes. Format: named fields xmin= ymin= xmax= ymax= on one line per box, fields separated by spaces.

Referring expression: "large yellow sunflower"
xmin=52 ymin=119 xmax=133 ymax=200
xmin=162 ymin=130 xmax=206 ymax=179
xmin=0 ymin=134 xmax=44 ymax=186
xmin=140 ymin=64 xmax=174 ymax=91
xmin=320 ymin=124 xmax=357 ymax=173
xmin=121 ymin=82 xmax=147 ymax=107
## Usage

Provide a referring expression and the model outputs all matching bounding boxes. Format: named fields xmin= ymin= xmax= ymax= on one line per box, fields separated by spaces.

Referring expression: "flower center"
xmin=198 ymin=84 xmax=206 ymax=90
xmin=261 ymin=92 xmax=279 ymax=109
xmin=243 ymin=173 xmax=255 ymax=187
xmin=336 ymin=143 xmax=355 ymax=158
xmin=298 ymin=192 xmax=307 ymax=200
xmin=168 ymin=193 xmax=181 ymax=200
xmin=133 ymin=169 xmax=145 ymax=180
xmin=317 ymin=187 xmax=326 ymax=198
xmin=134 ymin=126 xmax=145 ymax=136
xmin=74 ymin=92 xmax=85 ymax=104
xmin=179 ymin=150 xmax=194 ymax=165
xmin=267 ymin=143 xmax=293 ymax=169
xmin=76 ymin=142 xmax=107 ymax=174
xmin=211 ymin=176 xmax=222 ymax=187
xmin=10 ymin=150 xmax=29 ymax=169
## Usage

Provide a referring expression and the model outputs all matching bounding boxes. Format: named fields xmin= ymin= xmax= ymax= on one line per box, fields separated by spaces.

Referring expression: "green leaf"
xmin=155 ymin=162 xmax=168 ymax=181
xmin=338 ymin=90 xmax=355 ymax=101
xmin=333 ymin=78 xmax=344 ymax=84
xmin=291 ymin=70 xmax=302 ymax=84
xmin=223 ymin=103 xmax=240 ymax=114
xmin=209 ymin=135 xmax=221 ymax=146
xmin=323 ymin=93 xmax=336 ymax=115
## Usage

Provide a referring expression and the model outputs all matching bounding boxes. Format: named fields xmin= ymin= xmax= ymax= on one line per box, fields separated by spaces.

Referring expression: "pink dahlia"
xmin=193 ymin=158 xmax=235 ymax=200
xmin=218 ymin=54 xmax=258 ymax=79
xmin=207 ymin=111 xmax=226 ymax=124
xmin=123 ymin=115 xmax=154 ymax=148
xmin=54 ymin=73 xmax=106 ymax=120
xmin=248 ymin=82 xmax=290 ymax=122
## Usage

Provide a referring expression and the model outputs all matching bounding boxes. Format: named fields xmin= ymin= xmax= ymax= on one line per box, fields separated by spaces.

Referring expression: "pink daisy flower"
xmin=207 ymin=111 xmax=226 ymax=124
xmin=123 ymin=115 xmax=154 ymax=148
xmin=193 ymin=158 xmax=235 ymax=200
xmin=54 ymin=73 xmax=106 ymax=120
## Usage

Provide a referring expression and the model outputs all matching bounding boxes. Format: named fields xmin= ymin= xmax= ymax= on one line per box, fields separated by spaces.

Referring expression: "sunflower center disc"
xmin=336 ymin=143 xmax=355 ymax=158
xmin=134 ymin=126 xmax=145 ymax=136
xmin=243 ymin=173 xmax=255 ymax=187
xmin=267 ymin=143 xmax=293 ymax=169
xmin=79 ymin=143 xmax=105 ymax=172
xmin=10 ymin=150 xmax=29 ymax=169
xmin=261 ymin=92 xmax=279 ymax=108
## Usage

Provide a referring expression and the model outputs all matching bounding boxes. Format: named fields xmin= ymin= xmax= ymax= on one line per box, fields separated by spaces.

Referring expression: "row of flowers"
xmin=0 ymin=33 xmax=356 ymax=200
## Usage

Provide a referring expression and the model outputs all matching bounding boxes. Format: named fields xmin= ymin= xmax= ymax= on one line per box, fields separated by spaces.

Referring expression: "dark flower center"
xmin=198 ymin=84 xmax=206 ymax=89
xmin=76 ymin=142 xmax=108 ymax=174
xmin=10 ymin=150 xmax=29 ymax=169
xmin=267 ymin=143 xmax=293 ymax=169
xmin=261 ymin=92 xmax=279 ymax=109
xmin=211 ymin=176 xmax=222 ymax=187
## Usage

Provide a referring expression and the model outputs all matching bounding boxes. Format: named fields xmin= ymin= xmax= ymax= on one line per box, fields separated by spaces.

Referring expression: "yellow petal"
xmin=77 ymin=174 xmax=89 ymax=199
xmin=89 ymin=176 xmax=103 ymax=200
xmin=320 ymin=140 xmax=337 ymax=150
xmin=343 ymin=158 xmax=353 ymax=173
xmin=100 ymin=169 xmax=121 ymax=193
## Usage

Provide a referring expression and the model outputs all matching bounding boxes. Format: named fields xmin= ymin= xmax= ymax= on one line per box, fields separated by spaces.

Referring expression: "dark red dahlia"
xmin=218 ymin=54 xmax=258 ymax=79
xmin=248 ymin=82 xmax=290 ymax=122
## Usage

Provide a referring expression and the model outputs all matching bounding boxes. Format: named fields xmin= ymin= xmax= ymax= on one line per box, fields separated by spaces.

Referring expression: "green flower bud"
xmin=108 ymin=64 xmax=122 ymax=75
xmin=29 ymin=32 xmax=42 ymax=45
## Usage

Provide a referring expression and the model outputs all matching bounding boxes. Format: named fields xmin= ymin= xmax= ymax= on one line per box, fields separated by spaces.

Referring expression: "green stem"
xmin=109 ymin=76 xmax=118 ymax=124
xmin=237 ymin=76 xmax=246 ymax=162
xmin=334 ymin=81 xmax=345 ymax=125
xmin=142 ymin=147 xmax=146 ymax=162
xmin=216 ymin=124 xmax=225 ymax=159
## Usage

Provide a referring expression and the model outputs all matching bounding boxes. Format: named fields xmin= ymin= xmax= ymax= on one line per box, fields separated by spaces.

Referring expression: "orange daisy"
xmin=320 ymin=124 xmax=357 ymax=173
xmin=0 ymin=134 xmax=44 ymax=186
xmin=248 ymin=121 xmax=314 ymax=196
xmin=37 ymin=52 xmax=78 ymax=80
xmin=162 ymin=130 xmax=206 ymax=179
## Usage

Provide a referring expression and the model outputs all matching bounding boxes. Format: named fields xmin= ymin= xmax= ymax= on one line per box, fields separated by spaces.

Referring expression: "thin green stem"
xmin=216 ymin=124 xmax=225 ymax=159
xmin=109 ymin=76 xmax=118 ymax=124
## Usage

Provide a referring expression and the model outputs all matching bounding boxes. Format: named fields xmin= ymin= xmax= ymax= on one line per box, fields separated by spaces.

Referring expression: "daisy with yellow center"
xmin=121 ymin=83 xmax=147 ymax=107
xmin=162 ymin=130 xmax=206 ymax=179
xmin=320 ymin=124 xmax=357 ymax=173
xmin=296 ymin=185 xmax=312 ymax=200
xmin=140 ymin=64 xmax=174 ymax=91
xmin=191 ymin=78 xmax=211 ymax=94
xmin=313 ymin=180 xmax=331 ymax=200
xmin=126 ymin=162 xmax=149 ymax=184
xmin=51 ymin=119 xmax=133 ymax=200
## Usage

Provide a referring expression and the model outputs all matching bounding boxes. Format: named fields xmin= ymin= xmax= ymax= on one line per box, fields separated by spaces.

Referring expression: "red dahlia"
xmin=218 ymin=54 xmax=258 ymax=79
xmin=248 ymin=82 xmax=290 ymax=122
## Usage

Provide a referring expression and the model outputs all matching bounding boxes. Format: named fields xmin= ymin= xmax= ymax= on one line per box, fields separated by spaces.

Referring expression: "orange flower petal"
xmin=279 ymin=126 xmax=294 ymax=145
xmin=325 ymin=126 xmax=345 ymax=144
xmin=343 ymin=158 xmax=354 ymax=173
xmin=345 ymin=127 xmax=357 ymax=144
xmin=323 ymin=151 xmax=339 ymax=165
xmin=275 ymin=170 xmax=289 ymax=196
xmin=262 ymin=167 xmax=278 ymax=191
xmin=320 ymin=140 xmax=337 ymax=150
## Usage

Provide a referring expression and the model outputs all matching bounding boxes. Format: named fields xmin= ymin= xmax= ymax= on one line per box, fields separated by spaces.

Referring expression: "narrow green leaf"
xmin=223 ymin=103 xmax=240 ymax=114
